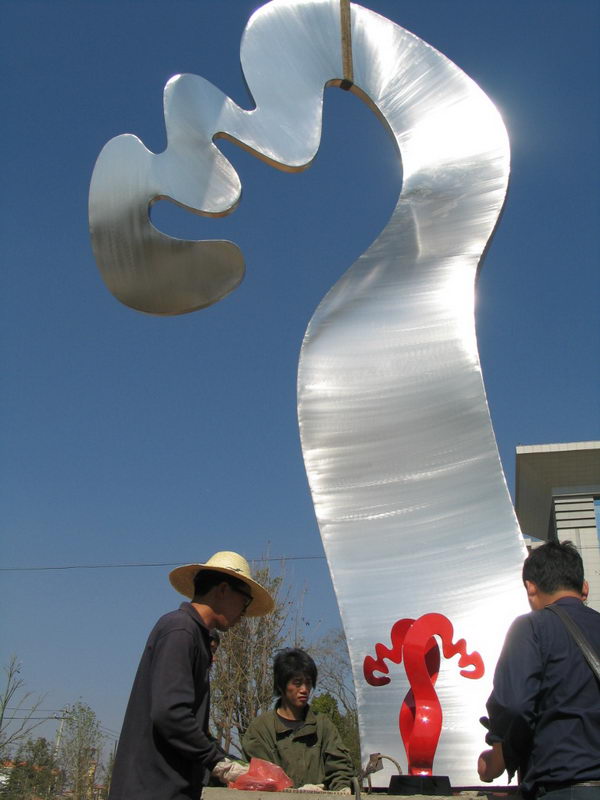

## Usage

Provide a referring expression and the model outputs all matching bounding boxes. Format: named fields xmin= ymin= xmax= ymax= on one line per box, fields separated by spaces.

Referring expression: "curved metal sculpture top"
xmin=89 ymin=0 xmax=528 ymax=784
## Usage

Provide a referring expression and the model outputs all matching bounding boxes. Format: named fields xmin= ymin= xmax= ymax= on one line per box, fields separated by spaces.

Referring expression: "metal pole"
xmin=53 ymin=707 xmax=68 ymax=757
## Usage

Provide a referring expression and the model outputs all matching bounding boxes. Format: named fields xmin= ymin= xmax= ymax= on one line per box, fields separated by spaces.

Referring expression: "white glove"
xmin=336 ymin=788 xmax=352 ymax=795
xmin=297 ymin=784 xmax=325 ymax=792
xmin=211 ymin=759 xmax=249 ymax=784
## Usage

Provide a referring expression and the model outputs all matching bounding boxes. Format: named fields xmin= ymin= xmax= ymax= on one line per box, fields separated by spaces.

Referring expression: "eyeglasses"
xmin=232 ymin=585 xmax=253 ymax=612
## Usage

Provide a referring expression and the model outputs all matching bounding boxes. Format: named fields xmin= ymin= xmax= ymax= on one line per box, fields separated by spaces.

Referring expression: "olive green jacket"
xmin=242 ymin=706 xmax=354 ymax=790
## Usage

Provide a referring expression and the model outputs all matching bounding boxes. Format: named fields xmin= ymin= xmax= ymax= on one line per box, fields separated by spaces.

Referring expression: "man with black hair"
xmin=477 ymin=541 xmax=600 ymax=799
xmin=242 ymin=648 xmax=355 ymax=792
xmin=109 ymin=552 xmax=273 ymax=800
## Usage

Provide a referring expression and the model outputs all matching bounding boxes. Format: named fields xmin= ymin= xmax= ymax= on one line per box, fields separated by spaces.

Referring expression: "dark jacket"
xmin=484 ymin=597 xmax=600 ymax=798
xmin=242 ymin=706 xmax=354 ymax=790
xmin=109 ymin=603 xmax=226 ymax=800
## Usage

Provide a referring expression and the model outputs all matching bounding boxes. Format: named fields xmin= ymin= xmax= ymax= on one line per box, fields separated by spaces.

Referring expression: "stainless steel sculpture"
xmin=90 ymin=0 xmax=528 ymax=785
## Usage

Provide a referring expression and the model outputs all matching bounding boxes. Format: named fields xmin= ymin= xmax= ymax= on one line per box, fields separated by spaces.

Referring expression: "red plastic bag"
xmin=229 ymin=757 xmax=293 ymax=791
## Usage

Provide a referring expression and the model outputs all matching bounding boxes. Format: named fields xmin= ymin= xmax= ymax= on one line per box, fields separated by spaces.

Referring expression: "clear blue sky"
xmin=1 ymin=0 xmax=598 ymax=755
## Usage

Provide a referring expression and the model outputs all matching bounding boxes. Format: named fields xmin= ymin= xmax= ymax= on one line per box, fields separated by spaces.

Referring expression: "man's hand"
xmin=211 ymin=758 xmax=249 ymax=784
xmin=477 ymin=743 xmax=505 ymax=782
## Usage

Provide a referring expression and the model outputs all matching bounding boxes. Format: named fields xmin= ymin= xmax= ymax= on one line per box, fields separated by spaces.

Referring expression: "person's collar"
xmin=273 ymin=704 xmax=316 ymax=731
xmin=551 ymin=595 xmax=585 ymax=605
xmin=544 ymin=590 xmax=585 ymax=606
xmin=275 ymin=702 xmax=307 ymax=723
xmin=180 ymin=601 xmax=211 ymax=632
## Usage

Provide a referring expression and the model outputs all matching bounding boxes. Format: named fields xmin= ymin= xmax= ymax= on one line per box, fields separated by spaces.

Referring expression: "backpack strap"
xmin=546 ymin=603 xmax=600 ymax=681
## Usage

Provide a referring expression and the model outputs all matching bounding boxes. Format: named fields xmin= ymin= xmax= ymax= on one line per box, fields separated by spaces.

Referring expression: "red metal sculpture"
xmin=363 ymin=613 xmax=484 ymax=776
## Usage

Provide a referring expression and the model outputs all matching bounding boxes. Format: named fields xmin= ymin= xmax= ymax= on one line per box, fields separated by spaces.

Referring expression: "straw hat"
xmin=169 ymin=551 xmax=274 ymax=617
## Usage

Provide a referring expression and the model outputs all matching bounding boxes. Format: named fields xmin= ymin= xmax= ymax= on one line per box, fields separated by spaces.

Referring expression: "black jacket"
xmin=109 ymin=603 xmax=226 ymax=800
xmin=484 ymin=597 xmax=600 ymax=798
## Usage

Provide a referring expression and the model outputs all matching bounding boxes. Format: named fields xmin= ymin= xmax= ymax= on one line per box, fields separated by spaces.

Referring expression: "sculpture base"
xmin=388 ymin=776 xmax=452 ymax=796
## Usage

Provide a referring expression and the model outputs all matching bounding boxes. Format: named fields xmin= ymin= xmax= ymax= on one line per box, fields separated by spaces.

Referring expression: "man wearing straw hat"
xmin=109 ymin=551 xmax=274 ymax=800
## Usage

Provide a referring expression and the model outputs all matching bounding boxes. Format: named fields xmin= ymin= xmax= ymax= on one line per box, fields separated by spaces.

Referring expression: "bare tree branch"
xmin=309 ymin=629 xmax=356 ymax=716
xmin=0 ymin=656 xmax=49 ymax=759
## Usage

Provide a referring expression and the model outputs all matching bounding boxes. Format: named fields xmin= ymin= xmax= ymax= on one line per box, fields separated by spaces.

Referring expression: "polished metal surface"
xmin=89 ymin=0 xmax=346 ymax=314
xmin=89 ymin=0 xmax=528 ymax=784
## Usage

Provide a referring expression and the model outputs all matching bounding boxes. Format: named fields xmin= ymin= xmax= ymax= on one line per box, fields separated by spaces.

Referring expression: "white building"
xmin=515 ymin=441 xmax=600 ymax=612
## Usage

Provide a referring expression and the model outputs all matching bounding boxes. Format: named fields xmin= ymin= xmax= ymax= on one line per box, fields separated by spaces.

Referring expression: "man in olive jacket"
xmin=242 ymin=649 xmax=354 ymax=792
xmin=109 ymin=552 xmax=273 ymax=800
